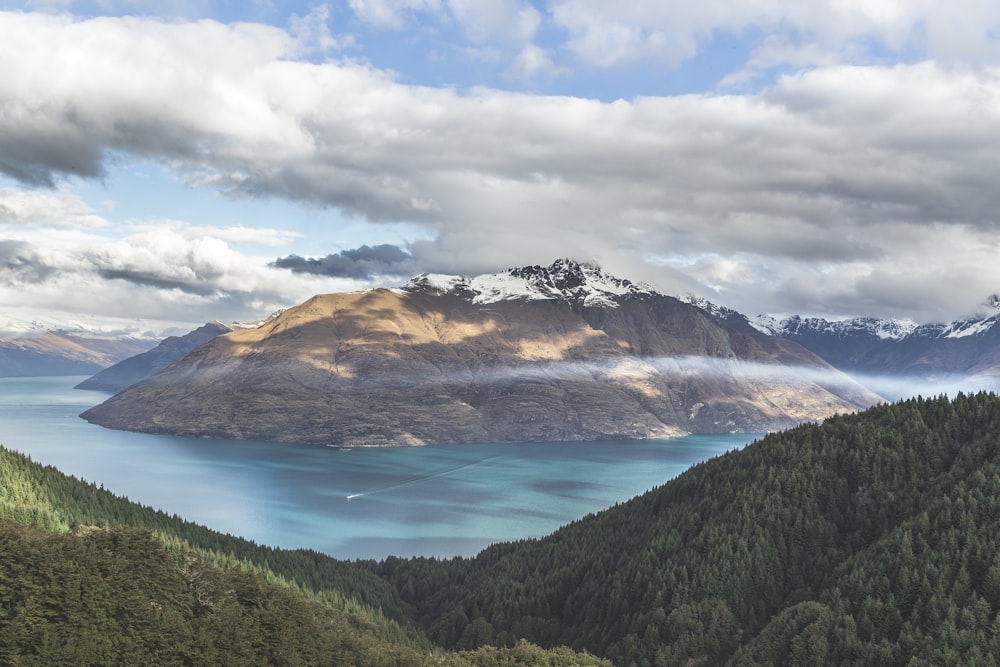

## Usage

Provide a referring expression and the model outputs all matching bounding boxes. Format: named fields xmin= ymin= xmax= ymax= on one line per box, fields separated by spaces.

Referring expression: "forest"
xmin=0 ymin=444 xmax=607 ymax=665
xmin=5 ymin=392 xmax=1000 ymax=664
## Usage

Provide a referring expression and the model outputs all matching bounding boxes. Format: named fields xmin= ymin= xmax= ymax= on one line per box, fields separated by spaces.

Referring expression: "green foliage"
xmin=0 ymin=519 xmax=541 ymax=666
xmin=0 ymin=445 xmax=609 ymax=666
xmin=727 ymin=601 xmax=833 ymax=666
xmin=0 ymin=443 xmax=409 ymax=622
xmin=371 ymin=392 xmax=1000 ymax=665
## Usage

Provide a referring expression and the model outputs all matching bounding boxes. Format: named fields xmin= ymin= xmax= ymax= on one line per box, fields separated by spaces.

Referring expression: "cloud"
xmin=446 ymin=0 xmax=540 ymax=46
xmin=505 ymin=43 xmax=566 ymax=81
xmin=0 ymin=188 xmax=110 ymax=228
xmin=0 ymin=240 xmax=56 ymax=283
xmin=3 ymin=12 xmax=1000 ymax=322
xmin=0 ymin=225 xmax=369 ymax=327
xmin=347 ymin=0 xmax=442 ymax=29
xmin=272 ymin=243 xmax=418 ymax=278
xmin=131 ymin=222 xmax=302 ymax=247
xmin=288 ymin=3 xmax=351 ymax=54
xmin=548 ymin=0 xmax=1000 ymax=72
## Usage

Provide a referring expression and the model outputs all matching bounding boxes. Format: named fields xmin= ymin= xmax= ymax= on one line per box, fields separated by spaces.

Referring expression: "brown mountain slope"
xmin=0 ymin=332 xmax=153 ymax=377
xmin=81 ymin=271 xmax=880 ymax=446
xmin=75 ymin=321 xmax=233 ymax=392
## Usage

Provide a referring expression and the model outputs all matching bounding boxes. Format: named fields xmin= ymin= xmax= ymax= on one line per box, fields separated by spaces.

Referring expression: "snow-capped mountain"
xmin=0 ymin=316 xmax=163 ymax=341
xmin=401 ymin=259 xmax=656 ymax=308
xmin=686 ymin=295 xmax=1000 ymax=399
xmin=750 ymin=315 xmax=922 ymax=341
xmin=230 ymin=310 xmax=285 ymax=330
xmin=82 ymin=260 xmax=880 ymax=446
xmin=746 ymin=294 xmax=1000 ymax=343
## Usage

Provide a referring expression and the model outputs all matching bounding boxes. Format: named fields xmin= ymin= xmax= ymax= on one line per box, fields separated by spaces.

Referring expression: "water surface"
xmin=0 ymin=376 xmax=754 ymax=559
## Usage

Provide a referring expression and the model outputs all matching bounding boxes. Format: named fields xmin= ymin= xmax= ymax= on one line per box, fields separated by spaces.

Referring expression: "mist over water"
xmin=0 ymin=376 xmax=751 ymax=560
xmin=848 ymin=372 xmax=1000 ymax=402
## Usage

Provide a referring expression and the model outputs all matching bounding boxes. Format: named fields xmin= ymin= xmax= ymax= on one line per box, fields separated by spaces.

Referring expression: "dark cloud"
xmin=271 ymin=244 xmax=418 ymax=279
xmin=0 ymin=240 xmax=55 ymax=283
xmin=96 ymin=268 xmax=220 ymax=295
xmin=0 ymin=123 xmax=106 ymax=187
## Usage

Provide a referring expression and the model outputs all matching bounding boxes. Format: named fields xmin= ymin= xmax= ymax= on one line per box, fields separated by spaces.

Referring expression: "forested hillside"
xmin=372 ymin=393 xmax=1000 ymax=666
xmin=0 ymin=446 xmax=609 ymax=666
xmin=8 ymin=393 xmax=1000 ymax=665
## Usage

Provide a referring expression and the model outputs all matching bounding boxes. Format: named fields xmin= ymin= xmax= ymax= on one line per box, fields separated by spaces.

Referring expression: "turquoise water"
xmin=0 ymin=376 xmax=755 ymax=560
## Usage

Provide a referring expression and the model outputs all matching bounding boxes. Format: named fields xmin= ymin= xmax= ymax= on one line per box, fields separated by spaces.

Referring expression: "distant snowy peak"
xmin=756 ymin=315 xmax=920 ymax=341
xmin=940 ymin=313 xmax=1000 ymax=339
xmin=0 ymin=316 xmax=160 ymax=341
xmin=231 ymin=310 xmax=285 ymax=330
xmin=939 ymin=294 xmax=1000 ymax=339
xmin=680 ymin=295 xmax=753 ymax=327
xmin=402 ymin=259 xmax=657 ymax=308
xmin=747 ymin=309 xmax=1000 ymax=342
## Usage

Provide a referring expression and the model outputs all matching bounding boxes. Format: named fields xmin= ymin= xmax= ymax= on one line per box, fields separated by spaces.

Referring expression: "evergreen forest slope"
xmin=372 ymin=392 xmax=1000 ymax=666
xmin=0 ymin=445 xmax=608 ymax=666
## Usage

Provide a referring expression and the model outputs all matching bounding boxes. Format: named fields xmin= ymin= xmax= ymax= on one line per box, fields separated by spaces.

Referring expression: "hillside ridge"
xmin=80 ymin=261 xmax=880 ymax=445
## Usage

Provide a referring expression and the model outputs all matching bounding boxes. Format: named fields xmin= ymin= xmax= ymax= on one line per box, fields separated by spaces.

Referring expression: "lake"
xmin=0 ymin=376 xmax=754 ymax=560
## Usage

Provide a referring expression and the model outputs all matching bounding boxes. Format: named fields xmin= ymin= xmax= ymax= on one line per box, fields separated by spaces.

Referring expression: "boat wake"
xmin=346 ymin=455 xmax=502 ymax=500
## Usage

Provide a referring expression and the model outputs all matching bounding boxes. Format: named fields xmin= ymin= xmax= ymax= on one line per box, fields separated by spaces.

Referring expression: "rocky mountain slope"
xmin=0 ymin=331 xmax=153 ymax=377
xmin=75 ymin=321 xmax=232 ymax=392
xmin=81 ymin=260 xmax=879 ymax=446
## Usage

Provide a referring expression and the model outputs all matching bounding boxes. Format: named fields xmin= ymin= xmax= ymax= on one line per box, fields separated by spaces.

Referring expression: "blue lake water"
xmin=0 ymin=376 xmax=755 ymax=560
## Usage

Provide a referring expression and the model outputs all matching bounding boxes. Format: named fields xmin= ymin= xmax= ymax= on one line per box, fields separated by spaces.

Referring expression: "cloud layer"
xmin=1 ymin=7 xmax=1000 ymax=328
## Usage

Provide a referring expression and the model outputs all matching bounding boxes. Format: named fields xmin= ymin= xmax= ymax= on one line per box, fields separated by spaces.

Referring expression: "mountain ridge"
xmin=0 ymin=331 xmax=153 ymax=378
xmin=75 ymin=321 xmax=233 ymax=392
xmin=80 ymin=260 xmax=879 ymax=446
xmin=683 ymin=294 xmax=1000 ymax=398
xmin=401 ymin=259 xmax=656 ymax=308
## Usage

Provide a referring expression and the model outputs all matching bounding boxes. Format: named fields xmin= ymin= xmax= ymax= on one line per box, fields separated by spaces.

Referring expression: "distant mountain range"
xmin=80 ymin=260 xmax=878 ymax=446
xmin=0 ymin=331 xmax=153 ymax=378
xmin=75 ymin=321 xmax=233 ymax=392
xmin=19 ymin=259 xmax=991 ymax=445
xmin=681 ymin=295 xmax=1000 ymax=399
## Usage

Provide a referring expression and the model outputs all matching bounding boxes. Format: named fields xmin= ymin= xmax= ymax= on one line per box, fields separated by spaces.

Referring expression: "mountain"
xmin=75 ymin=321 xmax=232 ymax=392
xmin=0 ymin=331 xmax=154 ymax=378
xmin=372 ymin=392 xmax=1000 ymax=665
xmin=745 ymin=296 xmax=1000 ymax=398
xmin=81 ymin=260 xmax=879 ymax=446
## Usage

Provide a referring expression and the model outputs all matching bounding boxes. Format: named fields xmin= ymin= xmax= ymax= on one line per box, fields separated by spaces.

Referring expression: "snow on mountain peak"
xmin=746 ymin=314 xmax=919 ymax=341
xmin=679 ymin=294 xmax=751 ymax=326
xmin=401 ymin=259 xmax=656 ymax=307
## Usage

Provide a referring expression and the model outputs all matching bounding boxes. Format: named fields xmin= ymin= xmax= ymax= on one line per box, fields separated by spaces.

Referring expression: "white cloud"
xmin=0 ymin=196 xmax=362 ymax=328
xmin=548 ymin=0 xmax=1000 ymax=72
xmin=3 ymin=12 xmax=1000 ymax=324
xmin=288 ymin=3 xmax=349 ymax=54
xmin=348 ymin=0 xmax=442 ymax=29
xmin=0 ymin=188 xmax=110 ymax=228
xmin=505 ymin=43 xmax=565 ymax=81
xmin=446 ymin=0 xmax=540 ymax=45
xmin=188 ymin=225 xmax=302 ymax=247
xmin=349 ymin=0 xmax=541 ymax=59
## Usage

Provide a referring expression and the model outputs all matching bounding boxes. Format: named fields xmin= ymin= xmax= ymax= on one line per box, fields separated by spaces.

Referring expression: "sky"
xmin=2 ymin=1 xmax=1000 ymax=335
